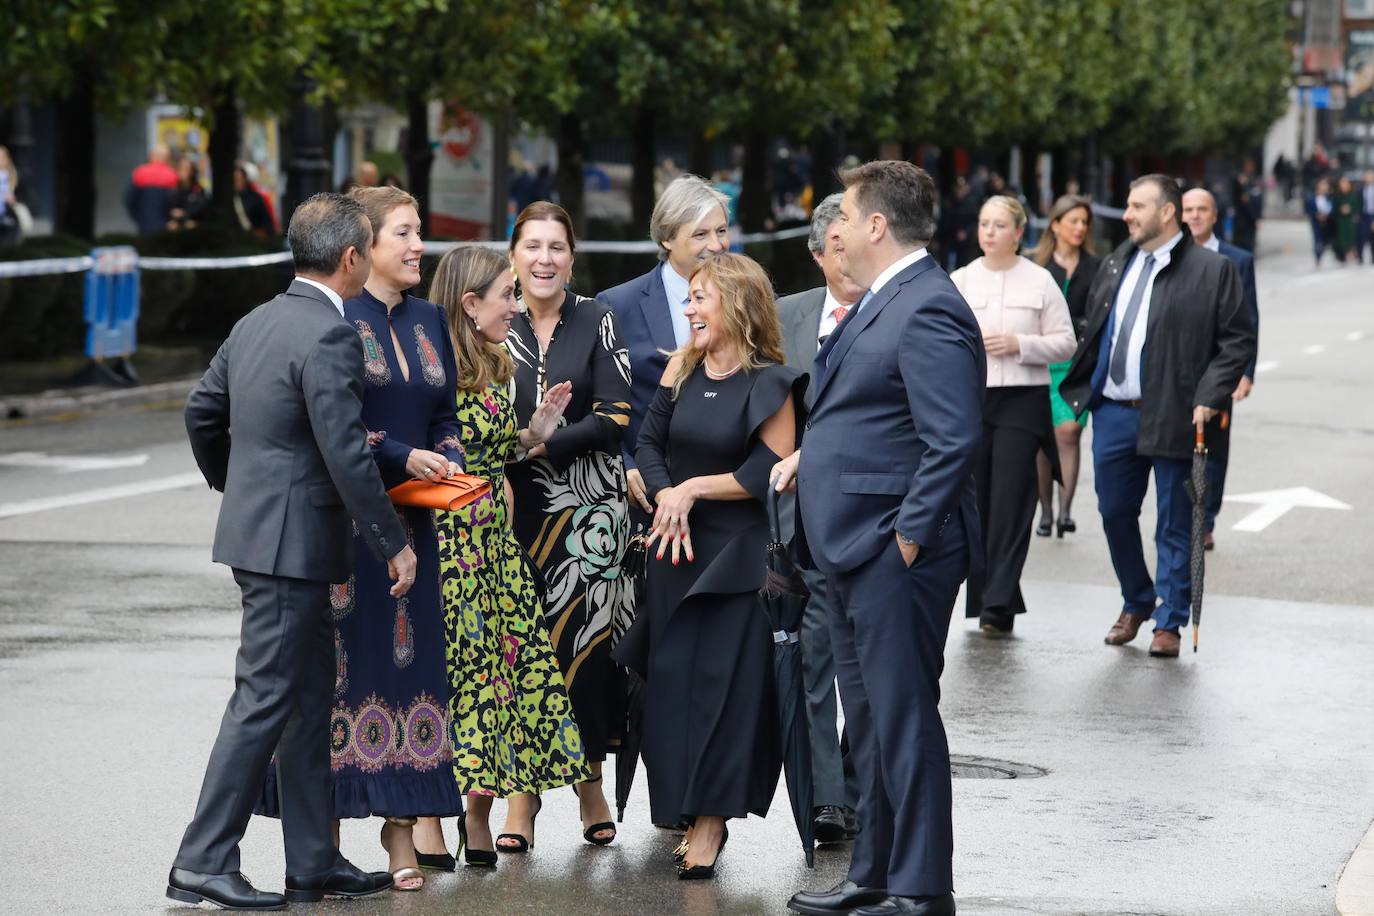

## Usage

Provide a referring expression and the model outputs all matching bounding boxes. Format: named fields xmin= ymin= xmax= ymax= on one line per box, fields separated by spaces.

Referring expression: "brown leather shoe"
xmin=1103 ymin=611 xmax=1152 ymax=646
xmin=1148 ymin=629 xmax=1181 ymax=658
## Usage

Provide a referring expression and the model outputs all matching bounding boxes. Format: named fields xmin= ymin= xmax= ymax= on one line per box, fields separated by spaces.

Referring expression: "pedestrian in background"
xmin=1333 ymin=177 xmax=1360 ymax=264
xmin=167 ymin=159 xmax=208 ymax=231
xmin=1030 ymin=194 xmax=1100 ymax=540
xmin=1182 ymin=187 xmax=1260 ymax=550
xmin=169 ymin=192 xmax=413 ymax=910
xmin=124 ymin=144 xmax=178 ymax=234
xmin=504 ymin=201 xmax=634 ymax=852
xmin=615 ymin=251 xmax=804 ymax=881
xmin=599 ymin=175 xmax=732 ymax=527
xmin=253 ymin=187 xmax=467 ymax=891
xmin=952 ymin=195 xmax=1075 ymax=636
xmin=0 ymin=145 xmax=20 ymax=245
xmin=1229 ymin=166 xmax=1261 ymax=253
xmin=1058 ymin=175 xmax=1254 ymax=659
xmin=776 ymin=191 xmax=861 ymax=843
xmin=428 ymin=246 xmax=587 ymax=868
xmin=1306 ymin=178 xmax=1333 ymax=266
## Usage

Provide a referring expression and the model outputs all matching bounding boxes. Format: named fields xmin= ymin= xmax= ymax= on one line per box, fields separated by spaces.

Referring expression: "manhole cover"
xmin=950 ymin=755 xmax=1048 ymax=779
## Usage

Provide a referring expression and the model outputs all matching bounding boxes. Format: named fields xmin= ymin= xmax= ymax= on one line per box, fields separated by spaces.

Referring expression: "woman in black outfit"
xmin=614 ymin=251 xmax=805 ymax=880
xmin=1030 ymin=194 xmax=1101 ymax=538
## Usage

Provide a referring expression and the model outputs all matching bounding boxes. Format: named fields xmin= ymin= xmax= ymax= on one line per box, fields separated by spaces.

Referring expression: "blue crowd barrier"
xmin=81 ymin=247 xmax=141 ymax=385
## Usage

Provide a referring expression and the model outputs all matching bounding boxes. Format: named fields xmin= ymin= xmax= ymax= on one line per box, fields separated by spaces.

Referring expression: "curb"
xmin=1338 ymin=820 xmax=1374 ymax=915
xmin=0 ymin=375 xmax=200 ymax=422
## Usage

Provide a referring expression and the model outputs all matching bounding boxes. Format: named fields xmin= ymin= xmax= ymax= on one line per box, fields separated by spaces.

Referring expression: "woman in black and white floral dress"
xmin=502 ymin=202 xmax=635 ymax=851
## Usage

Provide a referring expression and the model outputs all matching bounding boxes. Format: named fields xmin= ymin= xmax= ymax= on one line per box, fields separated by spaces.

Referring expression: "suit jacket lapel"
xmin=794 ymin=287 xmax=826 ymax=361
xmin=813 ymin=257 xmax=936 ymax=404
xmin=638 ymin=268 xmax=677 ymax=353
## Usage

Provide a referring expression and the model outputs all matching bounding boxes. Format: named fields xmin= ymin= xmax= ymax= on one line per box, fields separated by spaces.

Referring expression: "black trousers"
xmin=173 ymin=569 xmax=336 ymax=877
xmin=965 ymin=386 xmax=1046 ymax=623
xmin=827 ymin=518 xmax=968 ymax=897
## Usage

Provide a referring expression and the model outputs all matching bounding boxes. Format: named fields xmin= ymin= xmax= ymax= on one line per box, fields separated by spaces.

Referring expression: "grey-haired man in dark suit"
xmin=168 ymin=193 xmax=415 ymax=911
xmin=777 ymin=192 xmax=865 ymax=844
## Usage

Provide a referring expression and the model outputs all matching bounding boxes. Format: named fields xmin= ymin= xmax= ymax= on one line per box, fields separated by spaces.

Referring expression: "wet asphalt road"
xmin=1 ymin=220 xmax=1371 ymax=915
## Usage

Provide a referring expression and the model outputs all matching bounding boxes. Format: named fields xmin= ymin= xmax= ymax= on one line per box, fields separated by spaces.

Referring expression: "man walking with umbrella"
xmin=1058 ymin=175 xmax=1254 ymax=659
xmin=775 ymin=161 xmax=984 ymax=916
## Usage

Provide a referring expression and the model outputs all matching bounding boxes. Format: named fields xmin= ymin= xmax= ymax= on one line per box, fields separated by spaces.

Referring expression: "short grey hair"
xmin=807 ymin=193 xmax=845 ymax=254
xmin=650 ymin=174 xmax=731 ymax=261
xmin=288 ymin=193 xmax=372 ymax=276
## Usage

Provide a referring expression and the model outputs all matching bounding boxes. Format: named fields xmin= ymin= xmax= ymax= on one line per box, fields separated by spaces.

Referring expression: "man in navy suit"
xmin=1182 ymin=187 xmax=1260 ymax=548
xmin=779 ymin=161 xmax=984 ymax=916
xmin=597 ymin=174 xmax=732 ymax=521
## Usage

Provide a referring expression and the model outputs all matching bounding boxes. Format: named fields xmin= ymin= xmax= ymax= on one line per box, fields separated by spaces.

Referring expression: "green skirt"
xmin=1048 ymin=361 xmax=1086 ymax=428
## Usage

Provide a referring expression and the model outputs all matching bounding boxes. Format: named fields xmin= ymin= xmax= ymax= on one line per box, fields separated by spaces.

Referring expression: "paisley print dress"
xmin=437 ymin=382 xmax=591 ymax=796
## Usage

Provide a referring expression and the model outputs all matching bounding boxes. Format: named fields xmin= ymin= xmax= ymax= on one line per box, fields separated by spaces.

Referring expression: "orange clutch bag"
xmin=387 ymin=474 xmax=491 ymax=511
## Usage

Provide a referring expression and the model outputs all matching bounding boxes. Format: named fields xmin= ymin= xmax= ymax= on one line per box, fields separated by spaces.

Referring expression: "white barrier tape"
xmin=1030 ymin=202 xmax=1125 ymax=231
xmin=0 ymin=256 xmax=94 ymax=278
xmin=140 ymin=251 xmax=295 ymax=270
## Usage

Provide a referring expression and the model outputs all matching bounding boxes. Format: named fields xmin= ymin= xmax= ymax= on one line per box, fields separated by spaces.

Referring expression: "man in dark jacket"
xmin=1059 ymin=175 xmax=1255 ymax=658
xmin=124 ymin=144 xmax=179 ymax=234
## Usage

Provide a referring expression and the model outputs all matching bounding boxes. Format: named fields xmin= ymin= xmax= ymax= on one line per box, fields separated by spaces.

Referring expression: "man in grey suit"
xmin=167 ymin=193 xmax=416 ymax=911
xmin=777 ymin=192 xmax=865 ymax=843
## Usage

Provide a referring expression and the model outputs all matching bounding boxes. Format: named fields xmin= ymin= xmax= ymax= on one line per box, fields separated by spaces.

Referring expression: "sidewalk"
xmin=0 ymin=373 xmax=200 ymax=421
xmin=1340 ymin=830 xmax=1374 ymax=916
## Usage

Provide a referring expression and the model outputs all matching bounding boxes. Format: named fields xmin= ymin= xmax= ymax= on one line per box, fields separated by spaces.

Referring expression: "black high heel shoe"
xmin=1035 ymin=518 xmax=1053 ymax=537
xmin=496 ymin=796 xmax=542 ymax=854
xmin=677 ymin=824 xmax=728 ymax=880
xmin=459 ymin=814 xmax=497 ymax=868
xmin=1056 ymin=517 xmax=1076 ymax=538
xmin=572 ymin=775 xmax=617 ymax=846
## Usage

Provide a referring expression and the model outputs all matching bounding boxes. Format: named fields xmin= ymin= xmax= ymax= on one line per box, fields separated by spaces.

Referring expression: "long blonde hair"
xmin=429 ymin=247 xmax=515 ymax=393
xmin=1030 ymin=194 xmax=1095 ymax=267
xmin=667 ymin=252 xmax=785 ymax=398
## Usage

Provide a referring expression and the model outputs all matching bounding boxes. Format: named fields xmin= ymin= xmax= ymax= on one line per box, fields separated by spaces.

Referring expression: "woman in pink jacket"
xmin=951 ymin=196 xmax=1075 ymax=637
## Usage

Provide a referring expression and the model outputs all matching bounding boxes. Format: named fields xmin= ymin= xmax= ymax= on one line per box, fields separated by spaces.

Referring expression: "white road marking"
xmin=0 ymin=472 xmax=206 ymax=519
xmin=1303 ymin=345 xmax=1327 ymax=356
xmin=0 ymin=451 xmax=151 ymax=473
xmin=1255 ymin=361 xmax=1280 ymax=373
xmin=1224 ymin=487 xmax=1352 ymax=532
xmin=1348 ymin=331 xmax=1366 ymax=342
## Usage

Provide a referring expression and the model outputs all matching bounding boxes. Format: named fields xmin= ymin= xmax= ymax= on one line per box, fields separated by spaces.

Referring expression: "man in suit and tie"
xmin=598 ymin=174 xmax=732 ymax=523
xmin=777 ymin=192 xmax=866 ymax=844
xmin=168 ymin=193 xmax=416 ymax=910
xmin=1181 ymin=187 xmax=1260 ymax=548
xmin=1059 ymin=175 xmax=1253 ymax=659
xmin=780 ymin=161 xmax=984 ymax=916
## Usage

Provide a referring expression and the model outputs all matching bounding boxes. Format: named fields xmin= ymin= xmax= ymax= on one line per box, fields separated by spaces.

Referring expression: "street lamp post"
xmin=283 ymin=72 xmax=331 ymax=233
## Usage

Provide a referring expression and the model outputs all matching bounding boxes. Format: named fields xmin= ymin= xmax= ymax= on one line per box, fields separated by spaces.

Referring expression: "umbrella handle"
xmin=1195 ymin=420 xmax=1205 ymax=451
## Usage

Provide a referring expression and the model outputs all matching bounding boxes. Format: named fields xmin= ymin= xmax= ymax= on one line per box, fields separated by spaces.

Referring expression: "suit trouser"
xmin=173 ymin=568 xmax=336 ymax=877
xmin=965 ymin=410 xmax=1041 ymax=621
xmin=1091 ymin=401 xmax=1193 ymax=633
xmin=1203 ymin=418 xmax=1233 ymax=533
xmin=796 ymin=563 xmax=850 ymax=810
xmin=827 ymin=525 xmax=967 ymax=897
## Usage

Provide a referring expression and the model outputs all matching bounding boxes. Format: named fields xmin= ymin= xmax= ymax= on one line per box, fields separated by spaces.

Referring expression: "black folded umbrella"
xmin=1185 ymin=419 xmax=1213 ymax=653
xmin=762 ymin=487 xmax=816 ymax=867
xmin=615 ymin=532 xmax=647 ymax=822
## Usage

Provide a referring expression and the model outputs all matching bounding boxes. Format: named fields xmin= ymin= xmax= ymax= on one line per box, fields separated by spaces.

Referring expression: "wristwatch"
xmin=896 ymin=532 xmax=918 ymax=547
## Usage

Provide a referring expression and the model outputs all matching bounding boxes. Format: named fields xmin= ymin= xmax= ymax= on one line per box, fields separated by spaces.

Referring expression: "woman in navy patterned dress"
xmin=256 ymin=187 xmax=465 ymax=891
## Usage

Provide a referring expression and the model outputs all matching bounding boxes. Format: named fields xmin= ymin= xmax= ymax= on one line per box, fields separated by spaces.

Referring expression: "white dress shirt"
xmin=1199 ymin=233 xmax=1220 ymax=252
xmin=816 ymin=288 xmax=858 ymax=347
xmin=294 ymin=276 xmax=345 ymax=317
xmin=1102 ymin=230 xmax=1184 ymax=402
xmin=659 ymin=262 xmax=692 ymax=347
xmin=868 ymin=247 xmax=930 ymax=300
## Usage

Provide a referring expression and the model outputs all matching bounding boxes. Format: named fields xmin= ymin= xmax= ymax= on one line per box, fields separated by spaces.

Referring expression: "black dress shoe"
xmin=788 ymin=879 xmax=889 ymax=915
xmin=166 ymin=868 xmax=286 ymax=911
xmin=284 ymin=857 xmax=393 ymax=902
xmin=813 ymin=805 xmax=854 ymax=843
xmin=852 ymin=892 xmax=956 ymax=916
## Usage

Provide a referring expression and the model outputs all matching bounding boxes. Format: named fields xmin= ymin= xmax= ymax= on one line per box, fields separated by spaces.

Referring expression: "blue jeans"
xmin=1091 ymin=401 xmax=1193 ymax=632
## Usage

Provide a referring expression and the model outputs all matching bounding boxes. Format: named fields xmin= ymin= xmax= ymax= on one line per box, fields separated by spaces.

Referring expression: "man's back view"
xmin=168 ymin=193 xmax=415 ymax=911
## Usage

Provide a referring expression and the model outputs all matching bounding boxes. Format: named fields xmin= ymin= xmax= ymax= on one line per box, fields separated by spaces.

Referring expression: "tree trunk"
xmin=404 ymin=90 xmax=435 ymax=234
xmin=688 ymin=130 xmax=713 ymax=178
xmin=739 ymin=127 xmax=771 ymax=233
xmin=282 ymin=73 xmax=331 ymax=233
xmin=630 ymin=105 xmax=656 ymax=230
xmin=555 ymin=113 xmax=587 ymax=238
xmin=55 ymin=60 xmax=97 ymax=240
xmin=207 ymin=83 xmax=242 ymax=229
xmin=809 ymin=121 xmax=842 ymax=203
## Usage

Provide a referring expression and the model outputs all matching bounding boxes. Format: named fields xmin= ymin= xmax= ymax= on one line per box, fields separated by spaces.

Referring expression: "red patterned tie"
xmin=832 ymin=305 xmax=849 ymax=325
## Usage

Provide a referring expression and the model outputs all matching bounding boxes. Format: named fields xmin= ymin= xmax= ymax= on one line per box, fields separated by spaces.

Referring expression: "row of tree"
xmin=1 ymin=0 xmax=1292 ymax=239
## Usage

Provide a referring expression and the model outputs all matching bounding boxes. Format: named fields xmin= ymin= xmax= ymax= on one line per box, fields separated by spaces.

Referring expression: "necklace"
xmin=703 ymin=359 xmax=742 ymax=380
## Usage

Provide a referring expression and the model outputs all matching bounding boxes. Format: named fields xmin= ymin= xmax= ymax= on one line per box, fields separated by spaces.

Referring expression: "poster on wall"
xmin=429 ymin=102 xmax=493 ymax=239
xmin=1347 ymin=30 xmax=1374 ymax=121
xmin=145 ymin=106 xmax=279 ymax=206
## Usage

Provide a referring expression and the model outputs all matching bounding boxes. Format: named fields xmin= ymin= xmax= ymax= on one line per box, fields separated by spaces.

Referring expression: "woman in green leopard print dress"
xmin=430 ymin=247 xmax=589 ymax=864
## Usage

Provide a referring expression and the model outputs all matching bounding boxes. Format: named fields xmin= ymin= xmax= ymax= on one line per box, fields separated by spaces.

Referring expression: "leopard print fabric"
xmin=436 ymin=383 xmax=591 ymax=796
